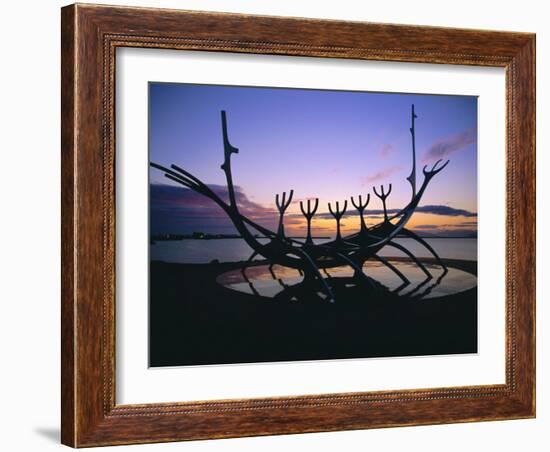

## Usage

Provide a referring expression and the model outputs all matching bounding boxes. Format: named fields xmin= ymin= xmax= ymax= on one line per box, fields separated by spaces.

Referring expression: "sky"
xmin=149 ymin=82 xmax=478 ymax=238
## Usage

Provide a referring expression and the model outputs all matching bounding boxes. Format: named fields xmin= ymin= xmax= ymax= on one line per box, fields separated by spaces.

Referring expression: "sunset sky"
xmin=149 ymin=82 xmax=478 ymax=238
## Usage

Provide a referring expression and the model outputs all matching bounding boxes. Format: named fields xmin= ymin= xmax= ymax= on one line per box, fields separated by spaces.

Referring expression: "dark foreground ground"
xmin=149 ymin=258 xmax=477 ymax=367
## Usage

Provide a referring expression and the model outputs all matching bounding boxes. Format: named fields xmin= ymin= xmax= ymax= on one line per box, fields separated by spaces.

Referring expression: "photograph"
xmin=148 ymin=83 xmax=479 ymax=367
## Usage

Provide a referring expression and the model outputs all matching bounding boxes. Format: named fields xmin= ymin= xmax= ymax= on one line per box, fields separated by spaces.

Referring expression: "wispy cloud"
xmin=292 ymin=196 xmax=320 ymax=204
xmin=361 ymin=165 xmax=404 ymax=184
xmin=409 ymin=227 xmax=477 ymax=238
xmin=414 ymin=224 xmax=439 ymax=229
xmin=422 ymin=128 xmax=476 ymax=162
xmin=414 ymin=221 xmax=477 ymax=231
xmin=410 ymin=219 xmax=478 ymax=237
xmin=414 ymin=205 xmax=477 ymax=217
xmin=379 ymin=144 xmax=394 ymax=158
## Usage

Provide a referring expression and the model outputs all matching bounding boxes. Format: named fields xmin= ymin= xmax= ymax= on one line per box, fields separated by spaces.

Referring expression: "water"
xmin=150 ymin=237 xmax=477 ymax=264
xmin=217 ymin=261 xmax=477 ymax=300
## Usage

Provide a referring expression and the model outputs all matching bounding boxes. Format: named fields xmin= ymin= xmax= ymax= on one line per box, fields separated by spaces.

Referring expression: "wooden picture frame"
xmin=61 ymin=3 xmax=535 ymax=447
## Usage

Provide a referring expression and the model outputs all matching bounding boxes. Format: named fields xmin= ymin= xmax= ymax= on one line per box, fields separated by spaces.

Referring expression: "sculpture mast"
xmin=406 ymin=104 xmax=418 ymax=198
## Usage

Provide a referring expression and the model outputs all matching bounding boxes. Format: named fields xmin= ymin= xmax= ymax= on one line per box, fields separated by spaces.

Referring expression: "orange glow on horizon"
xmin=282 ymin=211 xmax=477 ymax=238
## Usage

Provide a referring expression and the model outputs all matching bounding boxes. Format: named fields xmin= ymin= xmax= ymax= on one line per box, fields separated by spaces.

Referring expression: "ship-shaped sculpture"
xmin=151 ymin=105 xmax=449 ymax=303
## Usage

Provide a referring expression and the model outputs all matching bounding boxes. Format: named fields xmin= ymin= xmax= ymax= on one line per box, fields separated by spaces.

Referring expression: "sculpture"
xmin=151 ymin=105 xmax=449 ymax=303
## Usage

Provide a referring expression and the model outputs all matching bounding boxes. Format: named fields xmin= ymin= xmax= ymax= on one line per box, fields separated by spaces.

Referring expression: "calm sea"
xmin=150 ymin=237 xmax=477 ymax=264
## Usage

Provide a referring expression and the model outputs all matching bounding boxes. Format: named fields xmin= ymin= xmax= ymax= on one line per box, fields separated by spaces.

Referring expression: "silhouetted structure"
xmin=373 ymin=184 xmax=392 ymax=222
xmin=350 ymin=194 xmax=370 ymax=233
xmin=275 ymin=190 xmax=293 ymax=238
xmin=328 ymin=200 xmax=347 ymax=243
xmin=151 ymin=105 xmax=449 ymax=303
xmin=299 ymin=198 xmax=319 ymax=245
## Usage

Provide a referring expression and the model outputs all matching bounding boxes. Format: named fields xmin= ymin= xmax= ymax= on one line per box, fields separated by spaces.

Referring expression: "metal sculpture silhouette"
xmin=151 ymin=105 xmax=450 ymax=303
xmin=299 ymin=198 xmax=319 ymax=245
xmin=275 ymin=190 xmax=294 ymax=238
xmin=328 ymin=200 xmax=347 ymax=243
xmin=373 ymin=184 xmax=392 ymax=222
xmin=350 ymin=194 xmax=370 ymax=234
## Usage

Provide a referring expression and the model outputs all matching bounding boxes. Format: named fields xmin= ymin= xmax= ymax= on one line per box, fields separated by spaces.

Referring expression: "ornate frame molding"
xmin=61 ymin=4 xmax=535 ymax=447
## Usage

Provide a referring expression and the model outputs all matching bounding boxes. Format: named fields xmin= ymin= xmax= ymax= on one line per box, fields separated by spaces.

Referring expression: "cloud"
xmin=410 ymin=228 xmax=477 ymax=238
xmin=150 ymin=183 xmax=277 ymax=234
xmin=413 ymin=205 xmax=477 ymax=217
xmin=422 ymin=128 xmax=476 ymax=162
xmin=361 ymin=165 xmax=404 ymax=184
xmin=379 ymin=144 xmax=394 ymax=158
xmin=425 ymin=220 xmax=478 ymax=230
xmin=410 ymin=219 xmax=478 ymax=238
xmin=151 ymin=182 xmax=478 ymax=238
xmin=414 ymin=221 xmax=478 ymax=231
xmin=292 ymin=196 xmax=320 ymax=204
xmin=305 ymin=204 xmax=477 ymax=220
xmin=413 ymin=224 xmax=439 ymax=229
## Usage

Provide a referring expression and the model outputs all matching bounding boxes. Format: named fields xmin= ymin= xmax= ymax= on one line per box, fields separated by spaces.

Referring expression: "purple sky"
xmin=149 ymin=82 xmax=478 ymax=237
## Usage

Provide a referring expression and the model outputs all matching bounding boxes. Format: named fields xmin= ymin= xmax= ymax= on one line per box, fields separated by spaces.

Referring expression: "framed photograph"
xmin=61 ymin=3 xmax=535 ymax=447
